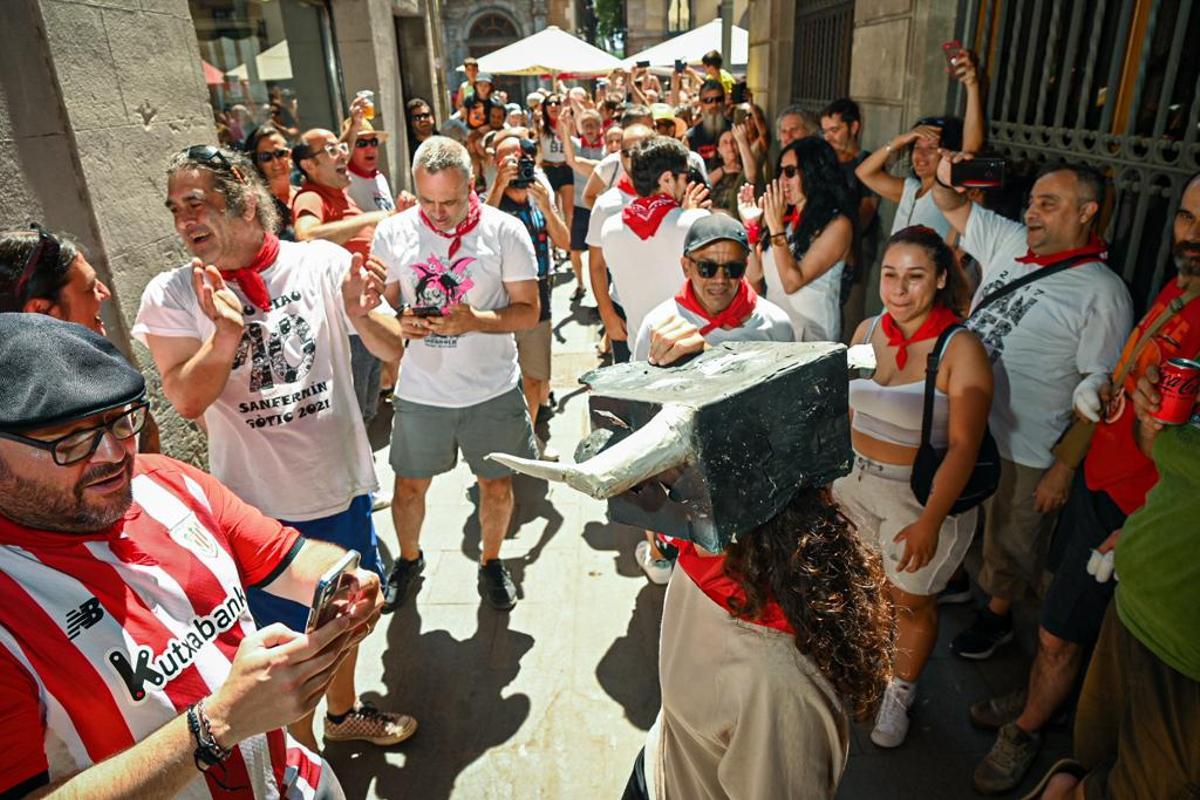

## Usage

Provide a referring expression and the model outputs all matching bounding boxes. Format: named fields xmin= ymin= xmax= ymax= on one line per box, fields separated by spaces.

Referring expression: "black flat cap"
xmin=0 ymin=314 xmax=145 ymax=433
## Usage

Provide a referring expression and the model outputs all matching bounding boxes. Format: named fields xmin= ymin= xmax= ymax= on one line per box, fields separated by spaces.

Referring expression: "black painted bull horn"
xmin=488 ymin=341 xmax=853 ymax=552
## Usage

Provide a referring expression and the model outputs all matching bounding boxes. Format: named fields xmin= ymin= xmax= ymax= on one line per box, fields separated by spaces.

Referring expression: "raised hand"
xmin=341 ymin=253 xmax=386 ymax=318
xmin=935 ymin=148 xmax=973 ymax=193
xmin=192 ymin=261 xmax=244 ymax=335
xmin=762 ymin=180 xmax=787 ymax=234
xmin=737 ymin=183 xmax=762 ymax=223
xmin=684 ymin=181 xmax=712 ymax=210
xmin=951 ymin=49 xmax=980 ymax=88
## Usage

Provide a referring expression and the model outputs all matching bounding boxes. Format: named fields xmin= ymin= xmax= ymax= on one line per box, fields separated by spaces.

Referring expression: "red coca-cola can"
xmin=1152 ymin=358 xmax=1200 ymax=425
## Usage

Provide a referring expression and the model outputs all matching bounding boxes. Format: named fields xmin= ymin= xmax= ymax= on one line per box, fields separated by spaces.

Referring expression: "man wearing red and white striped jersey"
xmin=0 ymin=314 xmax=379 ymax=800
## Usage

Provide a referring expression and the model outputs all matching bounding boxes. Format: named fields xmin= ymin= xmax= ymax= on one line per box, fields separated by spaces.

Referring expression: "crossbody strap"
xmin=971 ymin=253 xmax=1101 ymax=317
xmin=1110 ymin=287 xmax=1200 ymax=388
xmin=920 ymin=324 xmax=965 ymax=448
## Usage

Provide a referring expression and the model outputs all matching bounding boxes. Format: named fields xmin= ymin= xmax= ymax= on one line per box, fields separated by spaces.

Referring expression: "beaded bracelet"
xmin=187 ymin=699 xmax=232 ymax=768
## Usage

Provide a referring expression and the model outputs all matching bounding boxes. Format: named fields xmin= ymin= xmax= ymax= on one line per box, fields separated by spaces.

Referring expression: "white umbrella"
xmin=463 ymin=25 xmax=621 ymax=77
xmin=226 ymin=39 xmax=293 ymax=82
xmin=623 ymin=19 xmax=748 ymax=69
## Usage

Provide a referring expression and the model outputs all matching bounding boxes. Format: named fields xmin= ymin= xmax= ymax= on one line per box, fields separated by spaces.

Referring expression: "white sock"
xmin=892 ymin=677 xmax=917 ymax=699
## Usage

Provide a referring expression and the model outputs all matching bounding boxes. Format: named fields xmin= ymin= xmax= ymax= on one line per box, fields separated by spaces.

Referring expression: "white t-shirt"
xmin=632 ymin=293 xmax=795 ymax=360
xmin=892 ymin=177 xmax=951 ymax=238
xmin=347 ymin=170 xmax=395 ymax=213
xmin=592 ymin=149 xmax=710 ymax=189
xmin=132 ymin=240 xmax=377 ymax=521
xmin=540 ymin=131 xmax=568 ymax=164
xmin=586 ymin=185 xmax=635 ymax=304
xmin=962 ymin=206 xmax=1133 ymax=468
xmin=761 ymin=233 xmax=844 ymax=342
xmin=373 ymin=204 xmax=538 ymax=408
xmin=600 ymin=206 xmax=710 ymax=339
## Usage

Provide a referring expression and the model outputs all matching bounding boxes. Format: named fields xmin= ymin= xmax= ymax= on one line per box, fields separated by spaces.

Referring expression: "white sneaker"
xmin=535 ymin=436 xmax=560 ymax=462
xmin=870 ymin=680 xmax=916 ymax=748
xmin=635 ymin=540 xmax=674 ymax=585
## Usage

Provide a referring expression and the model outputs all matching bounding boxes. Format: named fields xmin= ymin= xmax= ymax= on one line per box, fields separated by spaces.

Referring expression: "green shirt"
xmin=1115 ymin=423 xmax=1200 ymax=681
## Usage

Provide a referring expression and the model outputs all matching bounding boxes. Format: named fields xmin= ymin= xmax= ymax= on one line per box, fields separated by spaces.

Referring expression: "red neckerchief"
xmin=220 ymin=233 xmax=280 ymax=312
xmin=879 ymin=303 xmax=960 ymax=369
xmin=622 ymin=193 xmax=679 ymax=240
xmin=1015 ymin=233 xmax=1107 ymax=266
xmin=674 ymin=541 xmax=794 ymax=634
xmin=579 ymin=135 xmax=604 ymax=149
xmin=675 ymin=279 xmax=758 ymax=335
xmin=419 ymin=192 xmax=482 ymax=259
xmin=617 ymin=176 xmax=636 ymax=197
xmin=347 ymin=161 xmax=377 ymax=179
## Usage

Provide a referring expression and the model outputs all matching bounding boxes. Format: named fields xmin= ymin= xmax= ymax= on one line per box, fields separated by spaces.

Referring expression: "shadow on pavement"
xmin=595 ymin=582 xmax=665 ymax=731
xmin=327 ymin=604 xmax=534 ymax=800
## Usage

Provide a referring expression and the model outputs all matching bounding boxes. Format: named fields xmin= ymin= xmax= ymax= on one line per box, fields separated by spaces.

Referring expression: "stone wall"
xmin=1 ymin=0 xmax=214 ymax=465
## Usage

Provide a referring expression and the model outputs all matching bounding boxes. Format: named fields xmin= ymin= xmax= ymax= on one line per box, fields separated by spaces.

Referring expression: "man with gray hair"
xmin=372 ymin=136 xmax=540 ymax=612
xmin=134 ymin=144 xmax=416 ymax=752
xmin=776 ymin=105 xmax=819 ymax=148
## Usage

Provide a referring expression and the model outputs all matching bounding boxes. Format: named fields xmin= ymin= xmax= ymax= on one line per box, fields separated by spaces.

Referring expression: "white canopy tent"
xmin=459 ymin=25 xmax=622 ymax=77
xmin=226 ymin=39 xmax=293 ymax=82
xmin=622 ymin=19 xmax=748 ymax=70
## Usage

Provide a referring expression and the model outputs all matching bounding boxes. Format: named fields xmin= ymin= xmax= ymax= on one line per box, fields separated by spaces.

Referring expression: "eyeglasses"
xmin=319 ymin=142 xmax=350 ymax=158
xmin=779 ymin=164 xmax=800 ymax=178
xmin=411 ymin=112 xmax=433 ymax=121
xmin=700 ymin=95 xmax=723 ymax=105
xmin=9 ymin=223 xmax=59 ymax=306
xmin=546 ymin=101 xmax=561 ymax=107
xmin=355 ymin=137 xmax=380 ymax=149
xmin=692 ymin=259 xmax=747 ymax=279
xmin=0 ymin=402 xmax=149 ymax=467
xmin=186 ymin=144 xmax=246 ymax=182
xmin=255 ymin=148 xmax=290 ymax=164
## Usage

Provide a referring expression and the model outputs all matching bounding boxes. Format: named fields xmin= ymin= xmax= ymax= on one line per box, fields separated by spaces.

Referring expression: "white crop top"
xmin=849 ymin=319 xmax=960 ymax=449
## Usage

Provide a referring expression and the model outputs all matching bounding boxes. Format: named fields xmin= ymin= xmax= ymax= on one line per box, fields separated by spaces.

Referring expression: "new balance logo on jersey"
xmin=65 ymin=597 xmax=104 ymax=640
xmin=106 ymin=587 xmax=247 ymax=702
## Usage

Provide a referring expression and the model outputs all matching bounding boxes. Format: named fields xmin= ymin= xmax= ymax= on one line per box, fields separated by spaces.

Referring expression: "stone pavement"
xmin=321 ymin=269 xmax=1071 ymax=799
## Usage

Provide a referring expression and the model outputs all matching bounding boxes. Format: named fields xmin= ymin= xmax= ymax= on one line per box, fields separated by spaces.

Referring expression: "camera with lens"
xmin=511 ymin=138 xmax=538 ymax=188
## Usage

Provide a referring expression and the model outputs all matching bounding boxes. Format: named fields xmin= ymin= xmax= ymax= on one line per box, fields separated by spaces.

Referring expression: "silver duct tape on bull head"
xmin=485 ymin=404 xmax=697 ymax=499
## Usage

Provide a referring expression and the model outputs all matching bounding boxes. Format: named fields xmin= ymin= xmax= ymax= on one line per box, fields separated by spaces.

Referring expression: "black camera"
xmin=511 ymin=138 xmax=538 ymax=188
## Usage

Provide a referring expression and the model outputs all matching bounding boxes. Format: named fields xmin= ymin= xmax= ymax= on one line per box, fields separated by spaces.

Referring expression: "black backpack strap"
xmin=971 ymin=253 xmax=1099 ymax=316
xmin=920 ymin=324 xmax=964 ymax=448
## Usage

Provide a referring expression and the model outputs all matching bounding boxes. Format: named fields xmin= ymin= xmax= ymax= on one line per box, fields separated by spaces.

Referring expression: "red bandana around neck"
xmin=220 ymin=233 xmax=280 ymax=312
xmin=622 ymin=193 xmax=680 ymax=240
xmin=1015 ymin=234 xmax=1107 ymax=267
xmin=675 ymin=279 xmax=758 ymax=335
xmin=347 ymin=161 xmax=378 ymax=179
xmin=616 ymin=176 xmax=636 ymax=197
xmin=580 ymin=135 xmax=605 ymax=149
xmin=879 ymin=303 xmax=960 ymax=369
xmin=420 ymin=191 xmax=482 ymax=259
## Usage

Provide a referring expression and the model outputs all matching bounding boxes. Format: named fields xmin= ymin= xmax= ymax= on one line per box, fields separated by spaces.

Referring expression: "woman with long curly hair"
xmin=624 ymin=486 xmax=894 ymax=800
xmin=747 ymin=137 xmax=854 ymax=341
xmin=832 ymin=226 xmax=990 ymax=749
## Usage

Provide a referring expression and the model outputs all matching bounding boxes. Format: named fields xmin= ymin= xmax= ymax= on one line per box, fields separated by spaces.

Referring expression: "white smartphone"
xmin=305 ymin=550 xmax=361 ymax=632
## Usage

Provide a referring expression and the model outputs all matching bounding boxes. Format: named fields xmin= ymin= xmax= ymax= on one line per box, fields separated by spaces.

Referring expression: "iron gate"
xmin=953 ymin=0 xmax=1200 ymax=311
xmin=791 ymin=0 xmax=856 ymax=115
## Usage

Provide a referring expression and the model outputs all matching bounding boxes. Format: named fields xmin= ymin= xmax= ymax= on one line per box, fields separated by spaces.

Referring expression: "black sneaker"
xmin=382 ymin=552 xmax=424 ymax=612
xmin=950 ymin=608 xmax=1014 ymax=660
xmin=938 ymin=571 xmax=973 ymax=605
xmin=478 ymin=559 xmax=517 ymax=611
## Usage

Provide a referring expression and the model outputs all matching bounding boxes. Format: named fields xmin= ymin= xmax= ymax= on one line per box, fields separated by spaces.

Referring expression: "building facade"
xmin=1 ymin=0 xmax=443 ymax=462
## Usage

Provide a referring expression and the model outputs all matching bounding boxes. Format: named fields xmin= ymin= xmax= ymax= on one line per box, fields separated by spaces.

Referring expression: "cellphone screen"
xmin=410 ymin=306 xmax=442 ymax=317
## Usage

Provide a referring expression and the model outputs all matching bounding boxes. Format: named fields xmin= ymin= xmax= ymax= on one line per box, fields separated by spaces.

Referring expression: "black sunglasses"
xmin=701 ymin=95 xmax=723 ymax=105
xmin=546 ymin=101 xmax=561 ymax=107
xmin=411 ymin=112 xmax=433 ymax=121
xmin=255 ymin=148 xmax=290 ymax=164
xmin=692 ymin=259 xmax=747 ymax=279
xmin=355 ymin=137 xmax=380 ymax=149
xmin=186 ymin=144 xmax=246 ymax=182
xmin=9 ymin=223 xmax=59 ymax=306
xmin=0 ymin=401 xmax=149 ymax=466
xmin=779 ymin=164 xmax=800 ymax=178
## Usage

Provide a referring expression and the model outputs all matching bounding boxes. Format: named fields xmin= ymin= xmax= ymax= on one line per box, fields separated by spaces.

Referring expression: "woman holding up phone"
xmin=855 ymin=49 xmax=985 ymax=240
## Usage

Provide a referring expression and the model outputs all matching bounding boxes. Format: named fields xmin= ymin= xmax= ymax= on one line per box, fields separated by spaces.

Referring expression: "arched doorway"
xmin=467 ymin=12 xmax=523 ymax=103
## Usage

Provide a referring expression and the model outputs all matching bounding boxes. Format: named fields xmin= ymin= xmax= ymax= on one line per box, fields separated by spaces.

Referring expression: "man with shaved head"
xmin=932 ymin=157 xmax=1133 ymax=665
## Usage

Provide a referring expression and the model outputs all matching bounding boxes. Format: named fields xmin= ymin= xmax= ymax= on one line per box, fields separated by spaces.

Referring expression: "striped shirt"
xmin=0 ymin=455 xmax=322 ymax=799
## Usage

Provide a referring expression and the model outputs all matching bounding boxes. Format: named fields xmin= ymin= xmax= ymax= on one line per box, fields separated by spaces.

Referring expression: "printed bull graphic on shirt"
xmin=411 ymin=254 xmax=476 ymax=313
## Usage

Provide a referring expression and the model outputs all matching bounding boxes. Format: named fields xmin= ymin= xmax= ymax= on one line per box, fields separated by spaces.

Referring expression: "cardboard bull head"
xmin=488 ymin=341 xmax=852 ymax=551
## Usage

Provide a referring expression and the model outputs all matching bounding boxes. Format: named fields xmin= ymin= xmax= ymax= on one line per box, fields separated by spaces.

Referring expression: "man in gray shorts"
xmin=372 ymin=136 xmax=540 ymax=611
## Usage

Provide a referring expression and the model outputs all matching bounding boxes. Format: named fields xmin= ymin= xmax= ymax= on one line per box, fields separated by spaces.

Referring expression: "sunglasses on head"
xmin=186 ymin=144 xmax=247 ymax=182
xmin=779 ymin=164 xmax=800 ymax=178
xmin=692 ymin=258 xmax=747 ymax=279
xmin=355 ymin=137 xmax=380 ymax=149
xmin=8 ymin=223 xmax=59 ymax=306
xmin=256 ymin=148 xmax=290 ymax=164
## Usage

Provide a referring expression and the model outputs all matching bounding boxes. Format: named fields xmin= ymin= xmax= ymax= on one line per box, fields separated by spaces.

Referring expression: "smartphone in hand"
xmin=951 ymin=156 xmax=1005 ymax=189
xmin=305 ymin=550 xmax=361 ymax=632
xmin=942 ymin=40 xmax=963 ymax=70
